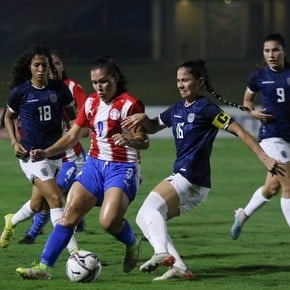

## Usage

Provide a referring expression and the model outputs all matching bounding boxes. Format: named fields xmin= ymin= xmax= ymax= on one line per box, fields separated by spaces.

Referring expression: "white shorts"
xmin=19 ymin=158 xmax=62 ymax=182
xmin=165 ymin=173 xmax=210 ymax=215
xmin=260 ymin=138 xmax=290 ymax=162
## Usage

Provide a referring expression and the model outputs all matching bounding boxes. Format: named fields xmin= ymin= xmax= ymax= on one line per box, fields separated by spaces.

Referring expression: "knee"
xmin=60 ymin=206 xmax=82 ymax=227
xmin=263 ymin=184 xmax=280 ymax=199
xmin=99 ymin=216 xmax=113 ymax=233
xmin=47 ymin=193 xmax=62 ymax=208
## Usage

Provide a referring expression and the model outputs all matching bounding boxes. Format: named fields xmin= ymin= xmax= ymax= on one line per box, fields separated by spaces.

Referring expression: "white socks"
xmin=136 ymin=192 xmax=168 ymax=253
xmin=136 ymin=191 xmax=187 ymax=270
xmin=280 ymin=198 xmax=290 ymax=227
xmin=50 ymin=207 xmax=78 ymax=254
xmin=11 ymin=200 xmax=34 ymax=226
xmin=244 ymin=186 xmax=269 ymax=216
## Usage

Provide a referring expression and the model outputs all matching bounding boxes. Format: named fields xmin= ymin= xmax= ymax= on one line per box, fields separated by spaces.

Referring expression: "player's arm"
xmin=112 ymin=124 xmax=149 ymax=150
xmin=122 ymin=113 xmax=165 ymax=134
xmin=4 ymin=108 xmax=28 ymax=159
xmin=226 ymin=121 xmax=284 ymax=176
xmin=31 ymin=123 xmax=83 ymax=161
xmin=244 ymin=88 xmax=273 ymax=122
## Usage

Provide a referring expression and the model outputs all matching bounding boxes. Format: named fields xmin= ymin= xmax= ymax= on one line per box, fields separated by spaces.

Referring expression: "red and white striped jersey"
xmin=76 ymin=92 xmax=145 ymax=162
xmin=62 ymin=78 xmax=87 ymax=162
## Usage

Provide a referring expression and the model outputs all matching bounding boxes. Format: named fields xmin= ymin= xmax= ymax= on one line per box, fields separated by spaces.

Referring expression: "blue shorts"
xmin=76 ymin=156 xmax=142 ymax=206
xmin=56 ymin=161 xmax=77 ymax=191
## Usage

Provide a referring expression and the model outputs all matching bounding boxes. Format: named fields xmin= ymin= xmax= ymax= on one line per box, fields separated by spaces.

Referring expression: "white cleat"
xmin=153 ymin=266 xmax=195 ymax=281
xmin=231 ymin=208 xmax=247 ymax=240
xmin=140 ymin=252 xmax=175 ymax=273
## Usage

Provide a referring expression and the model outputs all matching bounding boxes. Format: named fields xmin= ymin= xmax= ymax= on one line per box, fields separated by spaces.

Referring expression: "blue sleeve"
xmin=159 ymin=104 xmax=175 ymax=127
xmin=247 ymin=70 xmax=260 ymax=93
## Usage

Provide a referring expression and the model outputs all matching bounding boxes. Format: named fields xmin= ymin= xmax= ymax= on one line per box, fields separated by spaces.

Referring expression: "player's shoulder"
xmin=64 ymin=78 xmax=83 ymax=89
xmin=10 ymin=81 xmax=32 ymax=97
xmin=119 ymin=91 xmax=139 ymax=102
xmin=48 ymin=79 xmax=67 ymax=90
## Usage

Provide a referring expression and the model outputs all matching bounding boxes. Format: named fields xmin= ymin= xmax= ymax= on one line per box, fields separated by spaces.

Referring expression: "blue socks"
xmin=41 ymin=224 xmax=74 ymax=267
xmin=113 ymin=219 xmax=136 ymax=246
xmin=28 ymin=211 xmax=50 ymax=239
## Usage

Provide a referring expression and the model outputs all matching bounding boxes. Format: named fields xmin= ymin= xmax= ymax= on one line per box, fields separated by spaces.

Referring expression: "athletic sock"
xmin=113 ymin=219 xmax=136 ymax=246
xmin=244 ymin=186 xmax=269 ymax=216
xmin=280 ymin=198 xmax=290 ymax=226
xmin=28 ymin=211 xmax=50 ymax=239
xmin=41 ymin=224 xmax=74 ymax=267
xmin=11 ymin=200 xmax=34 ymax=226
xmin=136 ymin=192 xmax=168 ymax=254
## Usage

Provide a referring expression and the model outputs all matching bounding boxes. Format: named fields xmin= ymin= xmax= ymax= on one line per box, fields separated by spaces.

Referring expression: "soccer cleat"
xmin=0 ymin=214 xmax=15 ymax=248
xmin=16 ymin=263 xmax=51 ymax=280
xmin=153 ymin=266 xmax=195 ymax=281
xmin=140 ymin=252 xmax=175 ymax=273
xmin=231 ymin=208 xmax=247 ymax=240
xmin=123 ymin=235 xmax=141 ymax=273
xmin=18 ymin=234 xmax=35 ymax=244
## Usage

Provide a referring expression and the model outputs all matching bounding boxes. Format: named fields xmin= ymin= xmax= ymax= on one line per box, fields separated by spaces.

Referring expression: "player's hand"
xmin=268 ymin=160 xmax=286 ymax=177
xmin=112 ymin=133 xmax=129 ymax=146
xmin=13 ymin=141 xmax=29 ymax=160
xmin=121 ymin=113 xmax=146 ymax=129
xmin=251 ymin=108 xmax=273 ymax=123
xmin=30 ymin=149 xmax=46 ymax=162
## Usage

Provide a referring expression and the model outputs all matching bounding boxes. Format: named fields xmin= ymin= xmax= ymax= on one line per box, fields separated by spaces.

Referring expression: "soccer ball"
xmin=66 ymin=250 xmax=102 ymax=282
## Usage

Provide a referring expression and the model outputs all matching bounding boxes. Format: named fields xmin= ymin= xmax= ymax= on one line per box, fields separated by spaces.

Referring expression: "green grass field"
xmin=0 ymin=138 xmax=289 ymax=290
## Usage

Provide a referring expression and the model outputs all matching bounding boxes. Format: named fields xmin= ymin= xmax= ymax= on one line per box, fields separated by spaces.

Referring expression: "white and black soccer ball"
xmin=66 ymin=250 xmax=102 ymax=282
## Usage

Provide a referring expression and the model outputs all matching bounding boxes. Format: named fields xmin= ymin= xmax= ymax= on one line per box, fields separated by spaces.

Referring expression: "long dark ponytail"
xmin=178 ymin=59 xmax=249 ymax=111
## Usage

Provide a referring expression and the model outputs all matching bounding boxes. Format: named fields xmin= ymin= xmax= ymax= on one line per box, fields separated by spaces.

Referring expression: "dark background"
xmin=0 ymin=0 xmax=289 ymax=105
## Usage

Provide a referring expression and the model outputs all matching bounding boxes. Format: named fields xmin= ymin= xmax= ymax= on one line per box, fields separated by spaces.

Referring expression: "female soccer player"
xmin=18 ymin=50 xmax=88 ymax=244
xmin=16 ymin=56 xmax=149 ymax=279
xmin=121 ymin=59 xmax=284 ymax=280
xmin=231 ymin=33 xmax=290 ymax=240
xmin=0 ymin=45 xmax=78 ymax=253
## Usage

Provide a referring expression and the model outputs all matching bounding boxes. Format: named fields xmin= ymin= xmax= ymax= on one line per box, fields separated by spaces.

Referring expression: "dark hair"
xmin=178 ymin=59 xmax=248 ymax=111
xmin=1 ymin=45 xmax=58 ymax=129
xmin=49 ymin=49 xmax=68 ymax=80
xmin=264 ymin=33 xmax=286 ymax=48
xmin=91 ymin=56 xmax=127 ymax=94
xmin=8 ymin=44 xmax=57 ymax=89
xmin=262 ymin=33 xmax=288 ymax=66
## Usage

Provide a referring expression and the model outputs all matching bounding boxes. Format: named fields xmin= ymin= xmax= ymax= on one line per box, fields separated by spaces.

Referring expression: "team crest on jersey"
xmin=287 ymin=78 xmax=290 ymax=86
xmin=110 ymin=108 xmax=121 ymax=120
xmin=49 ymin=94 xmax=57 ymax=103
xmin=41 ymin=167 xmax=49 ymax=176
xmin=187 ymin=113 xmax=195 ymax=123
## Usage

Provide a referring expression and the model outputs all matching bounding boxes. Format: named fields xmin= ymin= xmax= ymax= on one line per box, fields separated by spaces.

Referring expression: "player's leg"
xmin=19 ymin=194 xmax=50 ymax=244
xmin=231 ymin=138 xmax=287 ymax=240
xmin=56 ymin=160 xmax=86 ymax=232
xmin=99 ymin=162 xmax=142 ymax=273
xmin=136 ymin=186 xmax=178 ymax=272
xmin=279 ymin=162 xmax=290 ymax=227
xmin=137 ymin=174 xmax=208 ymax=279
xmin=16 ymin=181 xmax=97 ymax=279
xmin=231 ymin=174 xmax=280 ymax=240
xmin=0 ymin=185 xmax=44 ymax=248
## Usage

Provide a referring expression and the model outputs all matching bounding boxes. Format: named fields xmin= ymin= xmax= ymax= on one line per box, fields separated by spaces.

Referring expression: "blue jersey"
xmin=160 ymin=97 xmax=230 ymax=188
xmin=248 ymin=64 xmax=290 ymax=142
xmin=7 ymin=80 xmax=74 ymax=154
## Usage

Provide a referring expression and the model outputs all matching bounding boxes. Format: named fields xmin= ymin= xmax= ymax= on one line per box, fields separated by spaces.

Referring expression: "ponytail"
xmin=205 ymin=82 xmax=249 ymax=112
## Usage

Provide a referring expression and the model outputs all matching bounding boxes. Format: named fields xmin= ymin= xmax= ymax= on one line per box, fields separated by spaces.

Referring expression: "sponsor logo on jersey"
xmin=110 ymin=108 xmax=121 ymax=120
xmin=50 ymin=94 xmax=57 ymax=103
xmin=187 ymin=113 xmax=195 ymax=123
